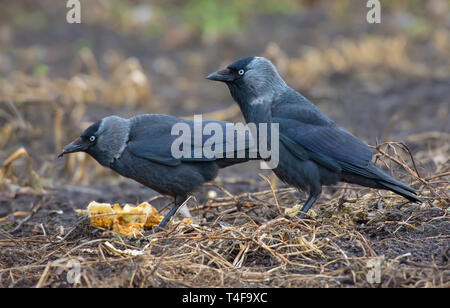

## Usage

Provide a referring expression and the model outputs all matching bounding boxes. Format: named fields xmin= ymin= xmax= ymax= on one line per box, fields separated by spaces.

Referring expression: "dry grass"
xmin=263 ymin=34 xmax=450 ymax=88
xmin=0 ymin=28 xmax=448 ymax=288
xmin=0 ymin=140 xmax=448 ymax=288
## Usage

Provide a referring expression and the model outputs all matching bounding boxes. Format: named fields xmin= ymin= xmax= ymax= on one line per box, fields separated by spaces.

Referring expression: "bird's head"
xmin=207 ymin=56 xmax=286 ymax=105
xmin=58 ymin=115 xmax=129 ymax=166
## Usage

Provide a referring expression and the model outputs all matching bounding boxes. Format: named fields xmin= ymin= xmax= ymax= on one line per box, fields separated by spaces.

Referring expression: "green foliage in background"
xmin=10 ymin=9 xmax=49 ymax=31
xmin=2 ymin=0 xmax=445 ymax=41
xmin=180 ymin=0 xmax=300 ymax=39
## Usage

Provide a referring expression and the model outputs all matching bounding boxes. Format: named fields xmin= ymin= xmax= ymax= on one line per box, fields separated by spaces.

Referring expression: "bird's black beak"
xmin=58 ymin=137 xmax=89 ymax=158
xmin=206 ymin=68 xmax=234 ymax=82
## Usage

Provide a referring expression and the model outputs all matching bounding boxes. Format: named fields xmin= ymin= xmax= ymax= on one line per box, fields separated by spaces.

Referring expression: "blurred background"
xmin=0 ymin=0 xmax=449 ymax=204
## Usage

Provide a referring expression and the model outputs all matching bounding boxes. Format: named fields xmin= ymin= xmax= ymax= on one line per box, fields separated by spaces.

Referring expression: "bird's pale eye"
xmin=89 ymin=136 xmax=96 ymax=142
xmin=238 ymin=69 xmax=245 ymax=76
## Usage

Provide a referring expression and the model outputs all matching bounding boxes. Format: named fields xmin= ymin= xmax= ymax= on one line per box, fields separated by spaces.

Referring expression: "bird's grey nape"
xmin=243 ymin=57 xmax=287 ymax=96
xmin=95 ymin=116 xmax=130 ymax=164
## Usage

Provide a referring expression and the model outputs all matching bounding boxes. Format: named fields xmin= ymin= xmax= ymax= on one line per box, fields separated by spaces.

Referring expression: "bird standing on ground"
xmin=59 ymin=114 xmax=255 ymax=230
xmin=207 ymin=56 xmax=421 ymax=218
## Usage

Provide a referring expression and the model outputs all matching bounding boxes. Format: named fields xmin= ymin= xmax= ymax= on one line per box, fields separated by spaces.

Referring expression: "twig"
xmin=259 ymin=174 xmax=282 ymax=216
xmin=9 ymin=196 xmax=44 ymax=233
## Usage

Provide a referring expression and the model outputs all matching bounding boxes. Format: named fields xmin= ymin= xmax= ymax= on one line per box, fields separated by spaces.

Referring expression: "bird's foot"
xmin=283 ymin=211 xmax=309 ymax=221
xmin=142 ymin=224 xmax=167 ymax=236
xmin=296 ymin=211 xmax=307 ymax=219
xmin=142 ymin=229 xmax=155 ymax=236
xmin=394 ymin=201 xmax=411 ymax=209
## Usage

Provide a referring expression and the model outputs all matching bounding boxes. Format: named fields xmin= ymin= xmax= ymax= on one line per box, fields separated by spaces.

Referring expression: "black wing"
xmin=127 ymin=114 xmax=255 ymax=167
xmin=272 ymin=90 xmax=373 ymax=173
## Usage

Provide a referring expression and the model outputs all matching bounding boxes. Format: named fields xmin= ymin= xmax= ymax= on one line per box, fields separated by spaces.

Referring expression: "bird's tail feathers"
xmin=367 ymin=164 xmax=422 ymax=203
xmin=379 ymin=181 xmax=422 ymax=203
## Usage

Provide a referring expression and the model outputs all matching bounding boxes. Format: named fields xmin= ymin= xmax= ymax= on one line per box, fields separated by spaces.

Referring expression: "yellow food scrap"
xmin=74 ymin=209 xmax=86 ymax=215
xmin=113 ymin=221 xmax=144 ymax=237
xmin=82 ymin=201 xmax=163 ymax=236
xmin=87 ymin=201 xmax=115 ymax=228
xmin=182 ymin=218 xmax=193 ymax=224
xmin=112 ymin=203 xmax=122 ymax=212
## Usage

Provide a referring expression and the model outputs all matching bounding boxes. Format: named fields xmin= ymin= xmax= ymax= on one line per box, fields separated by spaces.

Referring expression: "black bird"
xmin=59 ymin=114 xmax=256 ymax=229
xmin=207 ymin=56 xmax=421 ymax=218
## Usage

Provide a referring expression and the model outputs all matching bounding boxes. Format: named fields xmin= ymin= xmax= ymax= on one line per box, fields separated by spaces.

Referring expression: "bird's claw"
xmin=142 ymin=224 xmax=166 ymax=236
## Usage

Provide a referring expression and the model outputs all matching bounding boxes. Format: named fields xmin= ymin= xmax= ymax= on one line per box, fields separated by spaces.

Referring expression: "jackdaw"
xmin=59 ymin=114 xmax=256 ymax=230
xmin=207 ymin=56 xmax=421 ymax=218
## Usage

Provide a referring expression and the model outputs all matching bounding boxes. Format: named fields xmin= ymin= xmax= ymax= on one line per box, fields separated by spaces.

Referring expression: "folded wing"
xmin=274 ymin=117 xmax=373 ymax=174
xmin=127 ymin=114 xmax=255 ymax=166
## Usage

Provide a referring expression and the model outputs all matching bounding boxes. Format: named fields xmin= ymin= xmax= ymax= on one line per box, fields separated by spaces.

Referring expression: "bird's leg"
xmin=297 ymin=195 xmax=318 ymax=219
xmin=146 ymin=195 xmax=187 ymax=234
xmin=394 ymin=200 xmax=411 ymax=209
xmin=158 ymin=199 xmax=184 ymax=228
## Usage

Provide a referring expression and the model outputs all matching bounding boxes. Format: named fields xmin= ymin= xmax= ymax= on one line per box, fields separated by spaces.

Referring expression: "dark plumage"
xmin=208 ymin=56 xmax=421 ymax=218
xmin=59 ymin=114 xmax=255 ymax=229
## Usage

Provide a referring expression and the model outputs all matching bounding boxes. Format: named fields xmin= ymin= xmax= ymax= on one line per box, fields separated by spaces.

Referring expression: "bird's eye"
xmin=89 ymin=136 xmax=96 ymax=142
xmin=238 ymin=69 xmax=245 ymax=76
